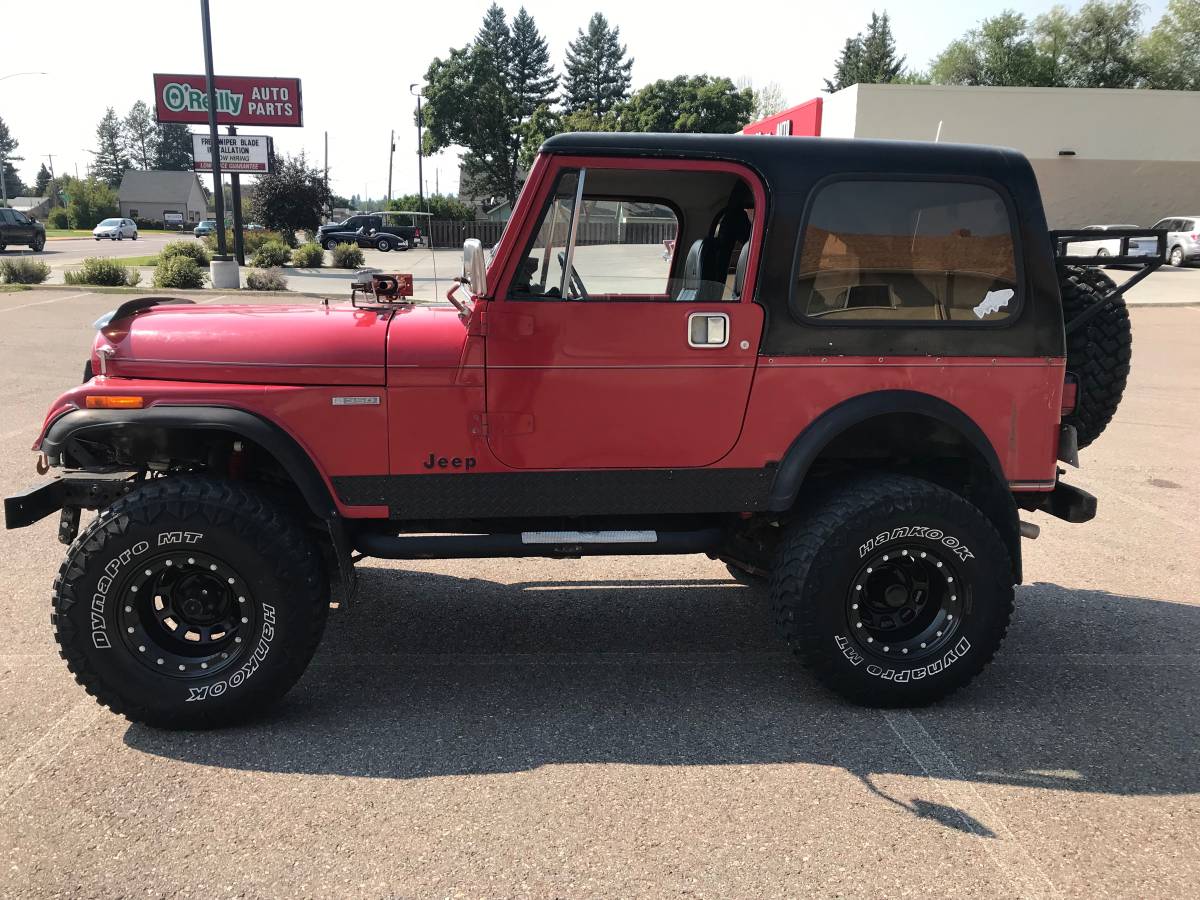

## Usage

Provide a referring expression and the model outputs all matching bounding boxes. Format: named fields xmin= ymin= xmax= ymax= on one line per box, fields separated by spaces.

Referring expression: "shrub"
xmin=331 ymin=242 xmax=364 ymax=269
xmin=290 ymin=242 xmax=324 ymax=268
xmin=0 ymin=258 xmax=51 ymax=284
xmin=47 ymin=208 xmax=70 ymax=229
xmin=153 ymin=256 xmax=207 ymax=289
xmin=250 ymin=239 xmax=292 ymax=268
xmin=64 ymin=257 xmax=141 ymax=287
xmin=160 ymin=240 xmax=211 ymax=267
xmin=203 ymin=228 xmax=288 ymax=257
xmin=245 ymin=268 xmax=288 ymax=291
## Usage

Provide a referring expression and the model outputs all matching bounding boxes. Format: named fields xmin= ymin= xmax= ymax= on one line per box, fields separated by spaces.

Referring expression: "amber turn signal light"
xmin=85 ymin=396 xmax=144 ymax=409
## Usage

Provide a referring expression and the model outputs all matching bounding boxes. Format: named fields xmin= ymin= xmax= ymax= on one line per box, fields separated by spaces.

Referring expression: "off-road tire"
xmin=771 ymin=473 xmax=1013 ymax=707
xmin=1059 ymin=265 xmax=1132 ymax=448
xmin=53 ymin=476 xmax=328 ymax=729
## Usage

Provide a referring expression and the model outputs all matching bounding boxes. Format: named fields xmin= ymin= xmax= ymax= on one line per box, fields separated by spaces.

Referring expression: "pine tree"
xmin=34 ymin=163 xmax=51 ymax=197
xmin=824 ymin=11 xmax=906 ymax=91
xmin=153 ymin=122 xmax=194 ymax=170
xmin=92 ymin=107 xmax=130 ymax=187
xmin=123 ymin=101 xmax=157 ymax=170
xmin=563 ymin=13 xmax=634 ymax=114
xmin=509 ymin=7 xmax=557 ymax=121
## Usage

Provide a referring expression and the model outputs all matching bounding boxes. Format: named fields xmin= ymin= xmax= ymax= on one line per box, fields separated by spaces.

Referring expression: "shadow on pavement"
xmin=125 ymin=569 xmax=1200 ymax=811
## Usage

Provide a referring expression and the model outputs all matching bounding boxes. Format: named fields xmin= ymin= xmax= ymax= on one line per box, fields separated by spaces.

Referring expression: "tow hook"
xmin=1019 ymin=521 xmax=1040 ymax=540
xmin=35 ymin=454 xmax=49 ymax=475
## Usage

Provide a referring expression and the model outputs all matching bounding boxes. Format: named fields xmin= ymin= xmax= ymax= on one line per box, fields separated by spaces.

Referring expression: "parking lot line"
xmin=883 ymin=709 xmax=1060 ymax=899
xmin=0 ymin=291 xmax=90 ymax=314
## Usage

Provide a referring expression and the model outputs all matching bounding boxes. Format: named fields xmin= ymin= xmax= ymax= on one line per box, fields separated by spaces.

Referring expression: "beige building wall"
xmin=824 ymin=84 xmax=1200 ymax=227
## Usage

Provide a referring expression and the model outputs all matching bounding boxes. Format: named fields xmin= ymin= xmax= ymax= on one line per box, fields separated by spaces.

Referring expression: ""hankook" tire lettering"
xmin=186 ymin=603 xmax=275 ymax=702
xmin=858 ymin=526 xmax=975 ymax=562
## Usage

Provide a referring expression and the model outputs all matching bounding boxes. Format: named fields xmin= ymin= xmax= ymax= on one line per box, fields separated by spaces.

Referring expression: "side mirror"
xmin=462 ymin=238 xmax=487 ymax=296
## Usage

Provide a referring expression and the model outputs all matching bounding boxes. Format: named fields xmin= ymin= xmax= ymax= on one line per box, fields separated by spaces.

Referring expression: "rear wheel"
xmin=771 ymin=474 xmax=1013 ymax=707
xmin=324 ymin=238 xmax=339 ymax=251
xmin=1059 ymin=266 xmax=1132 ymax=448
xmin=53 ymin=476 xmax=329 ymax=729
xmin=376 ymin=237 xmax=392 ymax=252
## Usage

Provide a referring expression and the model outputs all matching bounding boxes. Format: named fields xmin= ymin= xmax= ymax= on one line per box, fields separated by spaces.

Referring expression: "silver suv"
xmin=1150 ymin=216 xmax=1200 ymax=267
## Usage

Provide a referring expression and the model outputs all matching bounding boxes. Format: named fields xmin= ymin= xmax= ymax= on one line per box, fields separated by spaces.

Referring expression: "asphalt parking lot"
xmin=0 ymin=289 xmax=1197 ymax=897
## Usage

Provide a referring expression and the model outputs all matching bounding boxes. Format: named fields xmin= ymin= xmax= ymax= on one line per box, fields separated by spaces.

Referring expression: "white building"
xmin=744 ymin=84 xmax=1200 ymax=228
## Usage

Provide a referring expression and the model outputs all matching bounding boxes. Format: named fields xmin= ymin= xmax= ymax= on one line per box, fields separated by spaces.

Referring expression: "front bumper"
xmin=5 ymin=472 xmax=138 ymax=538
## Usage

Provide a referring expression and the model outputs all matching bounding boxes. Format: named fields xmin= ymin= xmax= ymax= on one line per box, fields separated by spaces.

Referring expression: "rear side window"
xmin=794 ymin=180 xmax=1020 ymax=324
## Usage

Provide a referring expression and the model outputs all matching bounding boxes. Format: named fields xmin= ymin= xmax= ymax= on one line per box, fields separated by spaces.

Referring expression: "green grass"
xmin=0 ymin=284 xmax=32 ymax=292
xmin=113 ymin=255 xmax=161 ymax=267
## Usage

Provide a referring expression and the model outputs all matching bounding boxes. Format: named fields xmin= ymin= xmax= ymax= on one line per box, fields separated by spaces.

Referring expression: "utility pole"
xmin=228 ymin=125 xmax=245 ymax=265
xmin=44 ymin=154 xmax=55 ymax=181
xmin=324 ymin=131 xmax=329 ymax=191
xmin=410 ymin=84 xmax=425 ymax=212
xmin=200 ymin=0 xmax=227 ymax=261
xmin=386 ymin=129 xmax=394 ymax=203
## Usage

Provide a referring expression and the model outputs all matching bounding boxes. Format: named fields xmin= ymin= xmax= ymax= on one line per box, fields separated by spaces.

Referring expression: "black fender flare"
xmin=767 ymin=390 xmax=1005 ymax=510
xmin=41 ymin=406 xmax=337 ymax=519
xmin=766 ymin=390 xmax=1020 ymax=580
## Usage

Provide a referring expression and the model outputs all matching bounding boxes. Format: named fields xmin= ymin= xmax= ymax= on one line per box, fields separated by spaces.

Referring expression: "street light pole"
xmin=199 ymin=0 xmax=228 ymax=261
xmin=409 ymin=84 xmax=425 ymax=212
xmin=386 ymin=129 xmax=394 ymax=204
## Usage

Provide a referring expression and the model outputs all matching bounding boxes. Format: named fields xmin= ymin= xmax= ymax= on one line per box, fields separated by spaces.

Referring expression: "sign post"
xmin=199 ymin=0 xmax=228 ymax=265
xmin=228 ymin=127 xmax=244 ymax=265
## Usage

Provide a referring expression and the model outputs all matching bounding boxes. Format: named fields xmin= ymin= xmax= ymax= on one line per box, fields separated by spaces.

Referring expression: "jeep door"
xmin=483 ymin=158 xmax=765 ymax=470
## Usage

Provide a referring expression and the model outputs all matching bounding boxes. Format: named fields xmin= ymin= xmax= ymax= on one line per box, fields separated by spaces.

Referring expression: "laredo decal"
xmin=836 ymin=634 xmax=972 ymax=681
xmin=92 ymin=540 xmax=152 ymax=649
xmin=186 ymin=603 xmax=276 ymax=702
xmin=858 ymin=526 xmax=975 ymax=562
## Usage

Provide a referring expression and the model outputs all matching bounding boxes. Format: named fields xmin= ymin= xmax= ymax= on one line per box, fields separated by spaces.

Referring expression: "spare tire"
xmin=1059 ymin=266 xmax=1132 ymax=448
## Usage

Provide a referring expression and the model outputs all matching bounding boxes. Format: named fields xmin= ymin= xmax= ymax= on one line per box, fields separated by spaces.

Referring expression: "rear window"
xmin=794 ymin=179 xmax=1020 ymax=324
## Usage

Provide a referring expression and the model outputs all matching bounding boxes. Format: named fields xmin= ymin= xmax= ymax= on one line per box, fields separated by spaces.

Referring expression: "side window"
xmin=795 ymin=180 xmax=1020 ymax=323
xmin=569 ymin=199 xmax=678 ymax=297
xmin=509 ymin=167 xmax=753 ymax=302
xmin=12 ymin=210 xmax=29 ymax=224
xmin=0 ymin=210 xmax=11 ymax=224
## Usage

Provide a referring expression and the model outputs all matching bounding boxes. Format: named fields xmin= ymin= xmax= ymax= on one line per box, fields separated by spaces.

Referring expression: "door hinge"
xmin=468 ymin=308 xmax=488 ymax=336
xmin=472 ymin=413 xmax=489 ymax=436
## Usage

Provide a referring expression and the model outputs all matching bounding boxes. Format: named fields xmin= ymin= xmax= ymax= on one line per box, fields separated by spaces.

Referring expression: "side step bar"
xmin=353 ymin=528 xmax=723 ymax=560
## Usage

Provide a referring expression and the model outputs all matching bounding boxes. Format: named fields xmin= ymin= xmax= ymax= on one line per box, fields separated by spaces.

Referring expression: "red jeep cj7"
xmin=6 ymin=133 xmax=1151 ymax=728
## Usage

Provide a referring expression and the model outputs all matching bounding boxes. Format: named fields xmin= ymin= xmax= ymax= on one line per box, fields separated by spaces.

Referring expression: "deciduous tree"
xmin=1140 ymin=0 xmax=1200 ymax=89
xmin=615 ymin=75 xmax=755 ymax=134
xmin=250 ymin=151 xmax=332 ymax=245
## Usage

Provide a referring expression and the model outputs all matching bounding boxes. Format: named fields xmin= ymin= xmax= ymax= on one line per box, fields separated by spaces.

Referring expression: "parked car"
xmin=243 ymin=222 xmax=266 ymax=232
xmin=163 ymin=213 xmax=185 ymax=231
xmin=1148 ymin=216 xmax=1200 ymax=267
xmin=193 ymin=219 xmax=218 ymax=238
xmin=316 ymin=214 xmax=413 ymax=252
xmin=0 ymin=207 xmax=46 ymax=252
xmin=1063 ymin=224 xmax=1151 ymax=260
xmin=93 ymin=218 xmax=138 ymax=241
xmin=5 ymin=132 xmax=1160 ymax=728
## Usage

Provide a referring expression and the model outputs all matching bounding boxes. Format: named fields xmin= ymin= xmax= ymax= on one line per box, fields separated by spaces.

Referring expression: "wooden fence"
xmin=425 ymin=219 xmax=678 ymax=249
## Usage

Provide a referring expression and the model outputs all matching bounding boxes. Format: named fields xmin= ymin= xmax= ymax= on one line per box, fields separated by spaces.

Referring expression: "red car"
xmin=6 ymin=133 xmax=1154 ymax=728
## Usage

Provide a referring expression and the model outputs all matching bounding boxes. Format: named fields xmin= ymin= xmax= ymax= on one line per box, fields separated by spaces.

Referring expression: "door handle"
xmin=688 ymin=312 xmax=729 ymax=348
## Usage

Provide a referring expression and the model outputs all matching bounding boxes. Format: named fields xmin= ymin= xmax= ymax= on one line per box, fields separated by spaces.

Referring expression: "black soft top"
xmin=540 ymin=132 xmax=1028 ymax=193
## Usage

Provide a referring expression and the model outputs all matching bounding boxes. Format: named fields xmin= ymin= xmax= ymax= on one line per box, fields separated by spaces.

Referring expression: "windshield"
xmin=98 ymin=218 xmax=121 ymax=226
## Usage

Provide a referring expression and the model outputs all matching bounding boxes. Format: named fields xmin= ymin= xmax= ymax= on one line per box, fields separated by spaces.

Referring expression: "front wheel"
xmin=771 ymin=473 xmax=1013 ymax=707
xmin=1170 ymin=245 xmax=1185 ymax=267
xmin=31 ymin=235 xmax=45 ymax=252
xmin=53 ymin=477 xmax=329 ymax=729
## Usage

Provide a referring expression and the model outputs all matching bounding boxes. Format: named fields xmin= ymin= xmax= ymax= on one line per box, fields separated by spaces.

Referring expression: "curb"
xmin=16 ymin=284 xmax=337 ymax=300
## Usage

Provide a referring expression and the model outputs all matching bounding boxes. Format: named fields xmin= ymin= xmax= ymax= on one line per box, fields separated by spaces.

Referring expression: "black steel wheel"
xmin=53 ymin=476 xmax=329 ymax=729
xmin=771 ymin=473 xmax=1014 ymax=707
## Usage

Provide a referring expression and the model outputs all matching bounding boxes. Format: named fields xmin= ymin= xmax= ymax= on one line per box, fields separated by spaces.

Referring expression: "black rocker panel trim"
xmin=333 ymin=468 xmax=776 ymax=520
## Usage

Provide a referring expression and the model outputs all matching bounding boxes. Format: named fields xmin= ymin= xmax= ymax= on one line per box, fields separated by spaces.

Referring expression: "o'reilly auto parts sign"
xmin=154 ymin=74 xmax=302 ymax=127
xmin=192 ymin=134 xmax=273 ymax=173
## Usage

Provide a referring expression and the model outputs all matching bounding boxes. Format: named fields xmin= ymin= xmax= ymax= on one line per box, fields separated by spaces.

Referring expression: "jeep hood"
xmin=94 ymin=302 xmax=393 ymax=386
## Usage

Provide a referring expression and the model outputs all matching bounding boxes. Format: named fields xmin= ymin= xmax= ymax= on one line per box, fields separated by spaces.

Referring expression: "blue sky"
xmin=0 ymin=1 xmax=1173 ymax=200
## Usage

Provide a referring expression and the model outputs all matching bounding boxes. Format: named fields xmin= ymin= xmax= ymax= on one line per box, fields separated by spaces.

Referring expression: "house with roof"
xmin=6 ymin=196 xmax=52 ymax=220
xmin=117 ymin=170 xmax=208 ymax=226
